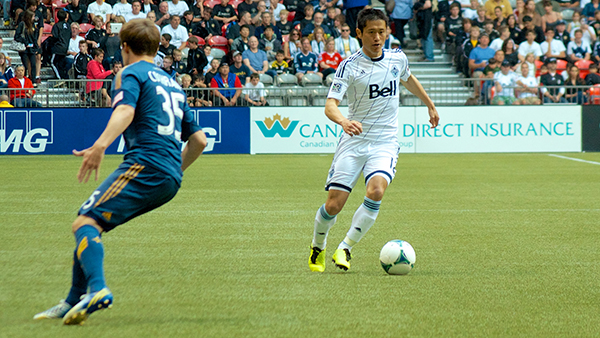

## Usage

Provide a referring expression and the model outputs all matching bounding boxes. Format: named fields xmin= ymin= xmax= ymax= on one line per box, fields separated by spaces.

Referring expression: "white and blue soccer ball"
xmin=379 ymin=240 xmax=416 ymax=275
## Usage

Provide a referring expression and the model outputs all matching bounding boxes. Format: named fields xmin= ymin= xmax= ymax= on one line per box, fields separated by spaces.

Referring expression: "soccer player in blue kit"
xmin=33 ymin=19 xmax=208 ymax=325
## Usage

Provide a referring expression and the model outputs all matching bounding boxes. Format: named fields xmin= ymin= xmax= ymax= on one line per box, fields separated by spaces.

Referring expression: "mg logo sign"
xmin=193 ymin=109 xmax=222 ymax=153
xmin=0 ymin=110 xmax=53 ymax=153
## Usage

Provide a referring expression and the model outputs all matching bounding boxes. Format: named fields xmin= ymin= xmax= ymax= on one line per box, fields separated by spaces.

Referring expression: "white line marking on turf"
xmin=548 ymin=154 xmax=600 ymax=166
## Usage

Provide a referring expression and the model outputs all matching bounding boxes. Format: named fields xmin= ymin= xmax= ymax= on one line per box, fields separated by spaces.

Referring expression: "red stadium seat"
xmin=281 ymin=34 xmax=289 ymax=43
xmin=230 ymin=0 xmax=243 ymax=9
xmin=575 ymin=59 xmax=593 ymax=79
xmin=556 ymin=59 xmax=567 ymax=71
xmin=203 ymin=0 xmax=220 ymax=8
xmin=209 ymin=35 xmax=229 ymax=53
xmin=489 ymin=85 xmax=496 ymax=100
xmin=43 ymin=23 xmax=52 ymax=34
xmin=588 ymin=85 xmax=600 ymax=104
xmin=534 ymin=60 xmax=543 ymax=77
xmin=221 ymin=22 xmax=229 ymax=36
xmin=193 ymin=36 xmax=206 ymax=47
xmin=287 ymin=11 xmax=295 ymax=22
xmin=79 ymin=23 xmax=94 ymax=34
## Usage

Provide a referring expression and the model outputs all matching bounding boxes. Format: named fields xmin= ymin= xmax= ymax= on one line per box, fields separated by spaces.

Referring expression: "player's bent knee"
xmin=366 ymin=177 xmax=388 ymax=201
xmin=72 ymin=215 xmax=103 ymax=234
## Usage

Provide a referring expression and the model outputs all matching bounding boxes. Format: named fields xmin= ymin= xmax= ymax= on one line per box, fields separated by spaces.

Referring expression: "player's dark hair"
xmin=57 ymin=10 xmax=67 ymax=21
xmin=356 ymin=8 xmax=388 ymax=33
xmin=120 ymin=18 xmax=160 ymax=57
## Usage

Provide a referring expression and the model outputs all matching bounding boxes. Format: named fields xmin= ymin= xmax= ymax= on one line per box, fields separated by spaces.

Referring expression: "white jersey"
xmin=327 ymin=48 xmax=411 ymax=142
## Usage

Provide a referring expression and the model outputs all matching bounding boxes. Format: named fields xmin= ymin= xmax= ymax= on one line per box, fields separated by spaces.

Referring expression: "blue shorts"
xmin=78 ymin=159 xmax=180 ymax=232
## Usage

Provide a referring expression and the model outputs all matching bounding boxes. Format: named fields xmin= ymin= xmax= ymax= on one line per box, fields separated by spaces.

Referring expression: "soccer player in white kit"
xmin=308 ymin=8 xmax=440 ymax=272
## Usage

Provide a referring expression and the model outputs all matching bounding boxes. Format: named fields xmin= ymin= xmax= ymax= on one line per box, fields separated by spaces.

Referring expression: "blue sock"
xmin=74 ymin=225 xmax=106 ymax=293
xmin=65 ymin=250 xmax=88 ymax=306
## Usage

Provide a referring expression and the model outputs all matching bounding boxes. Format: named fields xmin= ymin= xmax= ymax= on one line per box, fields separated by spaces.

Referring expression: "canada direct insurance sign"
xmin=250 ymin=106 xmax=581 ymax=154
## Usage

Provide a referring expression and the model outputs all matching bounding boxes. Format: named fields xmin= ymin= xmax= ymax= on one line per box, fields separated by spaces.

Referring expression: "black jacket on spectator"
xmin=181 ymin=18 xmax=197 ymax=35
xmin=540 ymin=72 xmax=565 ymax=96
xmin=227 ymin=22 xmax=255 ymax=40
xmin=158 ymin=44 xmax=176 ymax=58
xmin=197 ymin=18 xmax=221 ymax=37
xmin=255 ymin=24 xmax=282 ymax=40
xmin=510 ymin=26 xmax=523 ymax=44
xmin=435 ymin=0 xmax=460 ymax=23
xmin=74 ymin=52 xmax=92 ymax=78
xmin=414 ymin=0 xmax=433 ymax=40
xmin=586 ymin=73 xmax=600 ymax=85
xmin=85 ymin=28 xmax=108 ymax=50
xmin=66 ymin=3 xmax=89 ymax=24
xmin=212 ymin=4 xmax=236 ymax=20
xmin=186 ymin=48 xmax=208 ymax=75
xmin=173 ymin=60 xmax=186 ymax=74
xmin=237 ymin=1 xmax=257 ymax=16
xmin=15 ymin=22 xmax=40 ymax=53
xmin=554 ymin=31 xmax=570 ymax=47
xmin=10 ymin=0 xmax=26 ymax=16
xmin=142 ymin=3 xmax=157 ymax=13
xmin=101 ymin=35 xmax=120 ymax=63
xmin=51 ymin=20 xmax=71 ymax=55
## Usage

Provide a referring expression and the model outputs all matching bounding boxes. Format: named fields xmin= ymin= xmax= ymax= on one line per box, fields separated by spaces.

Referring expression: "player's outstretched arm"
xmin=181 ymin=130 xmax=208 ymax=172
xmin=72 ymin=105 xmax=135 ymax=183
xmin=401 ymin=74 xmax=440 ymax=128
xmin=325 ymin=98 xmax=362 ymax=136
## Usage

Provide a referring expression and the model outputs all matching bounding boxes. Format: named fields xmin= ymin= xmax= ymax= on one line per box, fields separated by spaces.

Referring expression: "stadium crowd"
xmin=0 ymin=0 xmax=599 ymax=106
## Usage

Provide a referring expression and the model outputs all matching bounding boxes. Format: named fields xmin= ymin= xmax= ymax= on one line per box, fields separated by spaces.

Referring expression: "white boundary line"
xmin=548 ymin=154 xmax=600 ymax=166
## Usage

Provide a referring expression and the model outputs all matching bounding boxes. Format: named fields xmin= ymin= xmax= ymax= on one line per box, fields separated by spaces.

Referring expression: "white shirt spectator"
xmin=540 ymin=39 xmax=566 ymax=55
xmin=567 ymin=40 xmax=592 ymax=58
xmin=161 ymin=24 xmax=188 ymax=48
xmin=334 ymin=36 xmax=360 ymax=58
xmin=167 ymin=0 xmax=189 ymax=16
xmin=518 ymin=41 xmax=543 ymax=57
xmin=125 ymin=12 xmax=147 ymax=21
xmin=268 ymin=3 xmax=286 ymax=21
xmin=570 ymin=26 xmax=596 ymax=46
xmin=244 ymin=81 xmax=266 ymax=100
xmin=112 ymin=2 xmax=132 ymax=17
xmin=67 ymin=36 xmax=85 ymax=59
xmin=494 ymin=71 xmax=517 ymax=97
xmin=515 ymin=74 xmax=538 ymax=98
xmin=490 ymin=38 xmax=506 ymax=51
xmin=88 ymin=1 xmax=113 ymax=22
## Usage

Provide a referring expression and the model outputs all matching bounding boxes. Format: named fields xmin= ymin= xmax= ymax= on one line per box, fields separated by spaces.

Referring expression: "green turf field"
xmin=1 ymin=153 xmax=600 ymax=337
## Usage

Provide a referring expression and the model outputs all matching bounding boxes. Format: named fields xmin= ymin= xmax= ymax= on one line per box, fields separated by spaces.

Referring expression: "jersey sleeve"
xmin=327 ymin=58 xmax=351 ymax=101
xmin=112 ymin=69 xmax=141 ymax=109
xmin=180 ymin=102 xmax=202 ymax=142
xmin=398 ymin=52 xmax=411 ymax=82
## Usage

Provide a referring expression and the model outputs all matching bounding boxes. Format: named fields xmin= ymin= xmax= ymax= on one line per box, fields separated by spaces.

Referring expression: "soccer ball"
xmin=379 ymin=240 xmax=416 ymax=275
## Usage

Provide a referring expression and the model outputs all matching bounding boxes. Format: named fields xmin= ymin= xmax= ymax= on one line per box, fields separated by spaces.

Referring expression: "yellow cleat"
xmin=308 ymin=247 xmax=326 ymax=272
xmin=332 ymin=248 xmax=351 ymax=271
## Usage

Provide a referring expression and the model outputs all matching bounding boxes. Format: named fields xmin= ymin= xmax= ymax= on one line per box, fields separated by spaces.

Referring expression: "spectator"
xmin=162 ymin=55 xmax=177 ymax=79
xmin=567 ymin=29 xmax=592 ymax=62
xmin=227 ymin=11 xmax=255 ymax=45
xmin=142 ymin=0 xmax=158 ymax=15
xmin=472 ymin=6 xmax=486 ymax=28
xmin=155 ymin=1 xmax=171 ymax=27
xmin=589 ymin=10 xmax=600 ymax=35
xmin=268 ymin=0 xmax=286 ymax=22
xmin=334 ymin=23 xmax=360 ymax=58
xmin=88 ymin=0 xmax=113 ymax=23
xmin=197 ymin=6 xmax=221 ymax=37
xmin=210 ymin=60 xmax=243 ymax=106
xmin=51 ymin=10 xmax=71 ymax=80
xmin=490 ymin=26 xmax=511 ymax=51
xmin=255 ymin=11 xmax=282 ymax=40
xmin=172 ymin=49 xmax=186 ymax=75
xmin=15 ymin=10 xmax=40 ymax=81
xmin=514 ymin=62 xmax=541 ymax=104
xmin=469 ymin=33 xmax=496 ymax=77
xmin=460 ymin=26 xmax=480 ymax=75
xmin=67 ymin=22 xmax=85 ymax=69
xmin=125 ymin=0 xmax=146 ymax=21
xmin=516 ymin=51 xmax=536 ymax=77
xmin=161 ymin=15 xmax=188 ymax=49
xmin=179 ymin=73 xmax=195 ymax=106
xmin=229 ymin=50 xmax=251 ymax=85
xmin=86 ymin=48 xmax=112 ymax=104
xmin=583 ymin=0 xmax=600 ymax=22
xmin=521 ymin=15 xmax=544 ymax=43
xmin=518 ymin=29 xmax=542 ymax=61
xmin=213 ymin=0 xmax=237 ymax=25
xmin=462 ymin=0 xmax=480 ymax=19
xmin=483 ymin=20 xmax=500 ymax=42
xmin=502 ymin=38 xmax=519 ymax=66
xmin=237 ymin=0 xmax=258 ymax=18
xmin=101 ymin=19 xmax=122 ymax=70
xmin=414 ymin=0 xmax=434 ymax=62
xmin=186 ymin=36 xmax=208 ymax=76
xmin=73 ymin=40 xmax=91 ymax=78
xmin=343 ymin=0 xmax=368 ymax=37
xmin=202 ymin=45 xmax=213 ymax=73
xmin=585 ymin=63 xmax=600 ymax=84
xmin=506 ymin=14 xmax=522 ymax=44
xmin=443 ymin=3 xmax=463 ymax=54
xmin=8 ymin=65 xmax=41 ymax=107
xmin=66 ymin=0 xmax=89 ymax=24
xmin=485 ymin=0 xmax=512 ymax=20
xmin=540 ymin=28 xmax=566 ymax=62
xmin=491 ymin=60 xmax=517 ymax=105
xmin=571 ymin=22 xmax=596 ymax=47
xmin=168 ymin=0 xmax=189 ymax=16
xmin=158 ymin=33 xmax=176 ymax=58
xmin=323 ymin=8 xmax=339 ymax=36
xmin=259 ymin=26 xmax=282 ymax=62
xmin=319 ymin=37 xmax=342 ymax=78
xmin=243 ymin=36 xmax=278 ymax=79
xmin=192 ymin=74 xmax=212 ymax=106
xmin=389 ymin=0 xmax=412 ymax=47
xmin=284 ymin=28 xmax=301 ymax=61
xmin=100 ymin=59 xmax=121 ymax=106
xmin=85 ymin=16 xmax=108 ymax=51
xmin=557 ymin=0 xmax=580 ymax=10
xmin=112 ymin=0 xmax=132 ymax=18
xmin=244 ymin=72 xmax=267 ymax=106
xmin=204 ymin=58 xmax=219 ymax=85
xmin=564 ymin=65 xmax=586 ymax=103
xmin=554 ymin=20 xmax=570 ymax=48
xmin=277 ymin=9 xmax=293 ymax=36
xmin=301 ymin=11 xmax=332 ymax=36
xmin=540 ymin=57 xmax=566 ymax=103
xmin=147 ymin=11 xmax=161 ymax=32
xmin=540 ymin=0 xmax=561 ymax=32
xmin=299 ymin=4 xmax=314 ymax=32
xmin=567 ymin=10 xmax=582 ymax=35
xmin=294 ymin=37 xmax=321 ymax=81
xmin=271 ymin=50 xmax=290 ymax=75
xmin=493 ymin=6 xmax=507 ymax=29
xmin=0 ymin=53 xmax=14 ymax=88
xmin=0 ymin=94 xmax=13 ymax=107
xmin=231 ymin=24 xmax=252 ymax=53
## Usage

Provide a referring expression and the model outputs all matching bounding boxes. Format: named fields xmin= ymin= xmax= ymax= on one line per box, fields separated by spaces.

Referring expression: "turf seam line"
xmin=548 ymin=154 xmax=600 ymax=166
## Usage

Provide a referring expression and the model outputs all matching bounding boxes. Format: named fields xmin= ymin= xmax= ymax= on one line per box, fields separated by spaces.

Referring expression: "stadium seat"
xmin=310 ymin=87 xmax=329 ymax=106
xmin=534 ymin=60 xmax=543 ymax=77
xmin=43 ymin=23 xmax=52 ymax=34
xmin=209 ymin=35 xmax=229 ymax=53
xmin=286 ymin=87 xmax=308 ymax=105
xmin=193 ymin=36 xmax=206 ymax=47
xmin=575 ymin=59 xmax=593 ymax=79
xmin=79 ymin=23 xmax=94 ymax=34
xmin=287 ymin=11 xmax=295 ymax=22
xmin=300 ymin=73 xmax=323 ymax=86
xmin=221 ymin=23 xmax=229 ymax=37
xmin=259 ymin=73 xmax=274 ymax=86
xmin=203 ymin=0 xmax=220 ymax=7
xmin=276 ymin=73 xmax=298 ymax=86
xmin=562 ymin=9 xmax=574 ymax=21
xmin=230 ymin=0 xmax=244 ymax=9
xmin=325 ymin=73 xmax=334 ymax=87
xmin=210 ymin=48 xmax=226 ymax=59
xmin=556 ymin=59 xmax=567 ymax=71
xmin=264 ymin=87 xmax=286 ymax=105
xmin=588 ymin=85 xmax=600 ymax=104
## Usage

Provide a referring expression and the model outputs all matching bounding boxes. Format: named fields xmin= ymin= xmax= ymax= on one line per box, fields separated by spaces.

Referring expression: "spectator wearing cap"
xmin=210 ymin=60 xmax=243 ymax=106
xmin=186 ymin=36 xmax=208 ymax=76
xmin=518 ymin=29 xmax=543 ymax=61
xmin=514 ymin=62 xmax=541 ymax=105
xmin=243 ymin=36 xmax=278 ymax=80
xmin=540 ymin=57 xmax=567 ymax=103
xmin=161 ymin=15 xmax=189 ymax=49
xmin=554 ymin=20 xmax=570 ymax=47
xmin=521 ymin=16 xmax=544 ymax=43
xmin=229 ymin=51 xmax=252 ymax=85
xmin=492 ymin=60 xmax=518 ymax=105
xmin=540 ymin=28 xmax=566 ymax=62
xmin=567 ymin=29 xmax=591 ymax=62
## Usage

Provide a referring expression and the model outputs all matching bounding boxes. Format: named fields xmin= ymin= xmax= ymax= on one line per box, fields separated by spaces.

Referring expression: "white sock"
xmin=312 ymin=204 xmax=336 ymax=250
xmin=338 ymin=197 xmax=380 ymax=251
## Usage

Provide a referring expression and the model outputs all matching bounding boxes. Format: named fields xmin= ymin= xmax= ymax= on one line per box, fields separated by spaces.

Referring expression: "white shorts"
xmin=325 ymin=136 xmax=400 ymax=193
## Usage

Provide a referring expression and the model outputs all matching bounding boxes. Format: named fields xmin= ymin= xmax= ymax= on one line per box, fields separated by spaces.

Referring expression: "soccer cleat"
xmin=308 ymin=246 xmax=326 ymax=272
xmin=332 ymin=248 xmax=351 ymax=271
xmin=62 ymin=288 xmax=113 ymax=325
xmin=33 ymin=300 xmax=72 ymax=320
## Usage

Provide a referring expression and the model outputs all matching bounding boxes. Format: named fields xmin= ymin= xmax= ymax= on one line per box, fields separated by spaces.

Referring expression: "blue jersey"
xmin=112 ymin=60 xmax=202 ymax=183
xmin=294 ymin=51 xmax=319 ymax=73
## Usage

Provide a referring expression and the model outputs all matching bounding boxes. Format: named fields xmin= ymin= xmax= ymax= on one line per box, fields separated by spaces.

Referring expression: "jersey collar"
xmin=360 ymin=49 xmax=385 ymax=62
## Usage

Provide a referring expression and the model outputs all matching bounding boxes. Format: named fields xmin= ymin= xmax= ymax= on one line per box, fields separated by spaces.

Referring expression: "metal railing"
xmin=0 ymin=78 xmax=596 ymax=108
